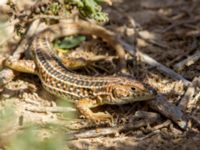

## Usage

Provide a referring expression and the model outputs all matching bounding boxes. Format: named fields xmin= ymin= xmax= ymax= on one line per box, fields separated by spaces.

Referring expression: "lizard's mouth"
xmin=124 ymin=94 xmax=154 ymax=102
xmin=109 ymin=94 xmax=155 ymax=105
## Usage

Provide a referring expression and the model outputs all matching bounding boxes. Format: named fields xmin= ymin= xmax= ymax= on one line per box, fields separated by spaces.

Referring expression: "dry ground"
xmin=0 ymin=0 xmax=200 ymax=149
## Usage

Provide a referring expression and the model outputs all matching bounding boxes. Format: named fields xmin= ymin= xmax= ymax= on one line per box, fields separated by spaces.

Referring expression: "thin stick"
xmin=147 ymin=94 xmax=188 ymax=130
xmin=12 ymin=19 xmax=43 ymax=59
xmin=179 ymin=77 xmax=200 ymax=112
xmin=178 ymin=81 xmax=196 ymax=111
xmin=125 ymin=17 xmax=191 ymax=86
xmin=25 ymin=106 xmax=76 ymax=113
xmin=162 ymin=16 xmax=200 ymax=32
xmin=120 ymin=39 xmax=191 ymax=86
xmin=66 ymin=113 xmax=160 ymax=140
xmin=174 ymin=50 xmax=200 ymax=71
xmin=153 ymin=120 xmax=171 ymax=130
xmin=138 ymin=51 xmax=191 ymax=86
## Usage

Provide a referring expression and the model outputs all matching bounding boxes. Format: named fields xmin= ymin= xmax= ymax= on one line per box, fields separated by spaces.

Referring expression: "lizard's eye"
xmin=131 ymin=87 xmax=136 ymax=91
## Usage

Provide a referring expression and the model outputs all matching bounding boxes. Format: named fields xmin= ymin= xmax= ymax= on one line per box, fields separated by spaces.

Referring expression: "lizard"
xmin=4 ymin=20 xmax=155 ymax=123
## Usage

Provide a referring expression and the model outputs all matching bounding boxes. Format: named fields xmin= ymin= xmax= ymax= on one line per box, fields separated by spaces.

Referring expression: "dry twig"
xmin=122 ymin=17 xmax=191 ymax=86
xmin=25 ymin=106 xmax=76 ymax=113
xmin=138 ymin=51 xmax=191 ymax=86
xmin=162 ymin=16 xmax=200 ymax=32
xmin=178 ymin=79 xmax=196 ymax=111
xmin=178 ymin=77 xmax=200 ymax=112
xmin=174 ymin=50 xmax=200 ymax=71
xmin=66 ymin=112 xmax=161 ymax=140
xmin=121 ymin=40 xmax=191 ymax=86
xmin=147 ymin=94 xmax=188 ymax=130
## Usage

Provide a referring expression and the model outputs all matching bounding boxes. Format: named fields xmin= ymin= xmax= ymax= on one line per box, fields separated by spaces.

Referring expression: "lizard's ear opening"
xmin=112 ymin=85 xmax=131 ymax=99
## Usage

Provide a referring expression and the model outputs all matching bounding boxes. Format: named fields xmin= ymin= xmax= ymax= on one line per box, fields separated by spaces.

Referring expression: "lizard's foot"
xmin=88 ymin=111 xmax=113 ymax=124
xmin=75 ymin=98 xmax=113 ymax=124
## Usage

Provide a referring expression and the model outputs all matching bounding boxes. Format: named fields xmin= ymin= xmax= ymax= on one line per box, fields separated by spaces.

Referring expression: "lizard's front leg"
xmin=4 ymin=57 xmax=37 ymax=74
xmin=75 ymin=98 xmax=113 ymax=123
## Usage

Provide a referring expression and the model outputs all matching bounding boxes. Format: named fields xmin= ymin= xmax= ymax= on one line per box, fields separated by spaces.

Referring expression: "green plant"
xmin=8 ymin=127 xmax=66 ymax=150
xmin=67 ymin=0 xmax=109 ymax=22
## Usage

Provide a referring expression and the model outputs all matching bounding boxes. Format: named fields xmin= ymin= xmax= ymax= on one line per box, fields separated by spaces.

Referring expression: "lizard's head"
xmin=108 ymin=77 xmax=155 ymax=104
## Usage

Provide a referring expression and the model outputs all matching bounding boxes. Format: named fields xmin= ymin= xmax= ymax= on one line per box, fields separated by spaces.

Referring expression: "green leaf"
xmin=55 ymin=35 xmax=86 ymax=50
xmin=84 ymin=0 xmax=97 ymax=13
